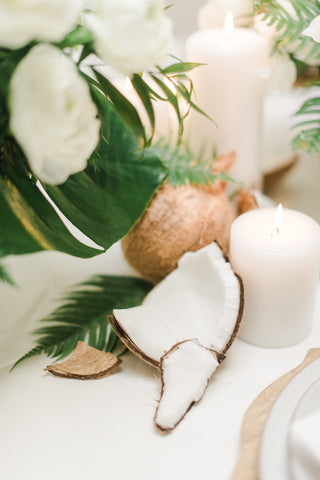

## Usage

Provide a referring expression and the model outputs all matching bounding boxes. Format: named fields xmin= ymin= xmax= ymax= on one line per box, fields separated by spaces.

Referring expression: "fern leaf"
xmin=155 ymin=142 xmax=226 ymax=187
xmin=292 ymin=95 xmax=320 ymax=154
xmin=10 ymin=346 xmax=44 ymax=371
xmin=12 ymin=275 xmax=153 ymax=369
xmin=254 ymin=0 xmax=320 ymax=62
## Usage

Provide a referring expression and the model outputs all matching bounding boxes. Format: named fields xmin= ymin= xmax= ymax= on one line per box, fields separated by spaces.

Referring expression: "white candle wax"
xmin=229 ymin=208 xmax=320 ymax=347
xmin=186 ymin=26 xmax=270 ymax=188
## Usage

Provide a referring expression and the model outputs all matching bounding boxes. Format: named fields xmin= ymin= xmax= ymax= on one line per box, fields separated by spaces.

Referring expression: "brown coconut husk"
xmin=45 ymin=341 xmax=122 ymax=379
xmin=236 ymin=188 xmax=259 ymax=216
xmin=122 ymin=152 xmax=236 ymax=283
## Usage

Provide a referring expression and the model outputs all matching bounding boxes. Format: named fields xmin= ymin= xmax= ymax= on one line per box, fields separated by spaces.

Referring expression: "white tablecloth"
xmin=0 ymin=154 xmax=319 ymax=480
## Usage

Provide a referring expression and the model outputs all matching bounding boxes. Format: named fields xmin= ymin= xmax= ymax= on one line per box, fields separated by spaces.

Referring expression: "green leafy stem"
xmin=12 ymin=275 xmax=153 ymax=370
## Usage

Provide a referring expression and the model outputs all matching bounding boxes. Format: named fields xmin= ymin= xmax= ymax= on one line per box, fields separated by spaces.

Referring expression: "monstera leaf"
xmin=0 ymin=87 xmax=167 ymax=258
xmin=44 ymin=87 xmax=167 ymax=250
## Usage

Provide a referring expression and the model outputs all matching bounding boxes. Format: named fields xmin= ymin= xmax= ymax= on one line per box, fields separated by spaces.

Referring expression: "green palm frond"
xmin=0 ymin=262 xmax=15 ymax=285
xmin=254 ymin=0 xmax=320 ymax=61
xmin=155 ymin=142 xmax=232 ymax=187
xmin=12 ymin=275 xmax=153 ymax=370
xmin=292 ymin=94 xmax=320 ymax=153
xmin=90 ymin=60 xmax=205 ymax=148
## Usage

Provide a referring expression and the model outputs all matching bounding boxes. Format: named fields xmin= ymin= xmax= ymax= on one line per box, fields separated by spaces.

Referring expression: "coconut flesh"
xmin=110 ymin=242 xmax=244 ymax=431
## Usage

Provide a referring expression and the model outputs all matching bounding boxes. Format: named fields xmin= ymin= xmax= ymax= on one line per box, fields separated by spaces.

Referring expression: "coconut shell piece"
xmin=122 ymin=183 xmax=235 ymax=283
xmin=110 ymin=243 xmax=244 ymax=430
xmin=45 ymin=341 xmax=122 ymax=380
xmin=155 ymin=340 xmax=220 ymax=431
xmin=111 ymin=242 xmax=243 ymax=368
xmin=236 ymin=188 xmax=277 ymax=216
xmin=236 ymin=188 xmax=258 ymax=216
xmin=122 ymin=152 xmax=236 ymax=283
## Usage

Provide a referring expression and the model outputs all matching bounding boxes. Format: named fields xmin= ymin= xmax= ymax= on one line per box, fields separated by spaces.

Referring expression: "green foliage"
xmin=0 ymin=47 xmax=29 ymax=144
xmin=12 ymin=275 xmax=153 ymax=370
xmin=0 ymin=30 xmax=212 ymax=262
xmin=43 ymin=87 xmax=167 ymax=251
xmin=155 ymin=142 xmax=231 ymax=187
xmin=91 ymin=61 xmax=208 ymax=147
xmin=0 ymin=261 xmax=14 ymax=285
xmin=0 ymin=89 xmax=167 ymax=258
xmin=0 ymin=139 xmax=101 ymax=258
xmin=55 ymin=25 xmax=94 ymax=49
xmin=255 ymin=1 xmax=320 ymax=155
xmin=292 ymin=94 xmax=320 ymax=154
xmin=254 ymin=0 xmax=320 ymax=61
xmin=93 ymin=69 xmax=147 ymax=144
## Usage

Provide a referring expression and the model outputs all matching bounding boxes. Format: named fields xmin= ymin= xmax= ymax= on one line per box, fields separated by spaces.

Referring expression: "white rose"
xmin=9 ymin=44 xmax=101 ymax=185
xmin=0 ymin=0 xmax=85 ymax=49
xmin=85 ymin=0 xmax=173 ymax=76
xmin=198 ymin=0 xmax=254 ymax=29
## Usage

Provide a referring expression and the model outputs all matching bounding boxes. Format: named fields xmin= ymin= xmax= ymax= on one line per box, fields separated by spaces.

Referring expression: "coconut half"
xmin=109 ymin=242 xmax=244 ymax=430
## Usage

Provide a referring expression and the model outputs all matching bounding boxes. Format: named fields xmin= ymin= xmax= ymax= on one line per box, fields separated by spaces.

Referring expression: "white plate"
xmin=287 ymin=378 xmax=320 ymax=480
xmin=259 ymin=357 xmax=320 ymax=480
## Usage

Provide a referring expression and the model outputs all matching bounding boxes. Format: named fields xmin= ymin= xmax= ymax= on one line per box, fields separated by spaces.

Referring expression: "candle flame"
xmin=273 ymin=204 xmax=283 ymax=236
xmin=224 ymin=11 xmax=234 ymax=38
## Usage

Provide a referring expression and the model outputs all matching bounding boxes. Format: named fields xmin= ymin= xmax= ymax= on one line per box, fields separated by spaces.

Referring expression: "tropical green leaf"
xmin=0 ymin=139 xmax=100 ymax=258
xmin=160 ymin=61 xmax=205 ymax=75
xmin=55 ymin=25 xmax=94 ymax=49
xmin=43 ymin=87 xmax=167 ymax=251
xmin=0 ymin=47 xmax=29 ymax=144
xmin=93 ymin=68 xmax=146 ymax=142
xmin=131 ymin=74 xmax=155 ymax=138
xmin=12 ymin=275 xmax=153 ymax=369
xmin=150 ymin=73 xmax=184 ymax=141
xmin=174 ymin=80 xmax=214 ymax=124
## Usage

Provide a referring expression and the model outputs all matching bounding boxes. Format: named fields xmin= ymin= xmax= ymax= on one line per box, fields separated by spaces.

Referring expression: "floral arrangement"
xmin=0 ymin=0 xmax=214 ymax=283
xmin=2 ymin=0 xmax=320 ymax=369
xmin=0 ymin=0 xmax=224 ymax=366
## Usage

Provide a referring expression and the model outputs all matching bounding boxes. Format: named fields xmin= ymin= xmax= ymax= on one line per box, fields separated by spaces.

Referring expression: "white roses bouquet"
xmin=2 ymin=0 xmax=174 ymax=185
xmin=0 ymin=0 xmax=203 ymax=276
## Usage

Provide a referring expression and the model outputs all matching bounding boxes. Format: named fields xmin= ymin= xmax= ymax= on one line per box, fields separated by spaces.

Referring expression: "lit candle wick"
xmin=224 ymin=11 xmax=234 ymax=42
xmin=272 ymin=204 xmax=283 ymax=237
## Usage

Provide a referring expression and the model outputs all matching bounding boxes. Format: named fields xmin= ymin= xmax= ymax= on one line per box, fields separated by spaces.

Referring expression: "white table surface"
xmin=0 ymin=154 xmax=319 ymax=480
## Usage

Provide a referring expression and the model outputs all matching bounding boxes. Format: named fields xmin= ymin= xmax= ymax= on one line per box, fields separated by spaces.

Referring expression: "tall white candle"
xmin=186 ymin=14 xmax=270 ymax=188
xmin=229 ymin=207 xmax=320 ymax=347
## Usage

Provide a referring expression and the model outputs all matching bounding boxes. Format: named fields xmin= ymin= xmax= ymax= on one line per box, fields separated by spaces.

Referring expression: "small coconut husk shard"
xmin=45 ymin=341 xmax=122 ymax=380
xmin=110 ymin=242 xmax=244 ymax=430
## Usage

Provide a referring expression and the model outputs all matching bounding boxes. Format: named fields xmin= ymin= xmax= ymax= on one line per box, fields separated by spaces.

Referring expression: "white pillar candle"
xmin=186 ymin=14 xmax=270 ymax=188
xmin=229 ymin=207 xmax=320 ymax=347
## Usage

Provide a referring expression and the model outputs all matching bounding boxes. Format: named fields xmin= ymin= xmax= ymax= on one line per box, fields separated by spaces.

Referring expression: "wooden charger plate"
xmin=231 ymin=348 xmax=320 ymax=480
